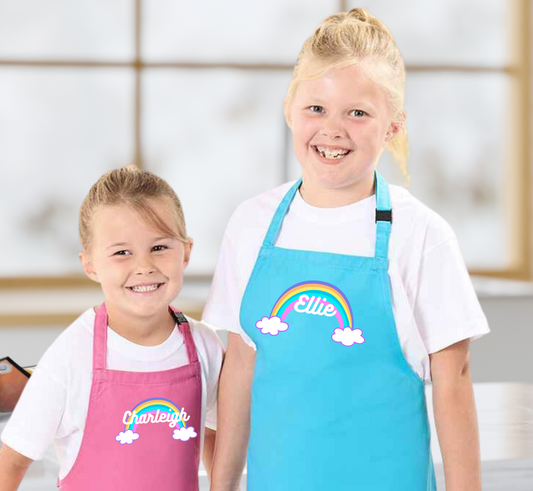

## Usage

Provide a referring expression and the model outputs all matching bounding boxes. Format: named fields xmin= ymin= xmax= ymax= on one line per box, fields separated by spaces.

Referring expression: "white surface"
xmin=2 ymin=383 xmax=533 ymax=490
xmin=428 ymin=383 xmax=533 ymax=464
xmin=470 ymin=277 xmax=533 ymax=298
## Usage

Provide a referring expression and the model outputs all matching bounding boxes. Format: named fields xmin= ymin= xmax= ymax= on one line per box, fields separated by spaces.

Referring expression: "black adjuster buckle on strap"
xmin=172 ymin=311 xmax=189 ymax=326
xmin=375 ymin=210 xmax=392 ymax=223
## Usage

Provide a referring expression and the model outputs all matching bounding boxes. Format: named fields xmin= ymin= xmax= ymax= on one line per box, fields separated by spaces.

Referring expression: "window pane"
xmin=142 ymin=69 xmax=292 ymax=274
xmin=348 ymin=0 xmax=508 ymax=67
xmin=380 ymin=73 xmax=509 ymax=270
xmin=0 ymin=0 xmax=134 ymax=60
xmin=0 ymin=68 xmax=135 ymax=277
xmin=142 ymin=0 xmax=338 ymax=63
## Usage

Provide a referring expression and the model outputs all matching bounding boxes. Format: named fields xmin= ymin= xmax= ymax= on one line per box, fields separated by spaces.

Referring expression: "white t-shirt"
xmin=1 ymin=309 xmax=224 ymax=480
xmin=203 ymin=181 xmax=490 ymax=382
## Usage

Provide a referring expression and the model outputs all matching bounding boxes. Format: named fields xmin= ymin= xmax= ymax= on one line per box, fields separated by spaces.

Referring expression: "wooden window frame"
xmin=0 ymin=0 xmax=530 ymax=297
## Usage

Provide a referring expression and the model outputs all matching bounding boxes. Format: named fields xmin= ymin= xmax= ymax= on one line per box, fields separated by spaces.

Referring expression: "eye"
xmin=308 ymin=105 xmax=324 ymax=113
xmin=349 ymin=109 xmax=367 ymax=117
xmin=152 ymin=245 xmax=168 ymax=252
xmin=113 ymin=250 xmax=130 ymax=256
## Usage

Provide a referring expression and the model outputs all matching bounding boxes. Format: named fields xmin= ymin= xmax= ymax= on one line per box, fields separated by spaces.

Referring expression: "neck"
xmin=299 ymin=172 xmax=376 ymax=208
xmin=101 ymin=303 xmax=176 ymax=346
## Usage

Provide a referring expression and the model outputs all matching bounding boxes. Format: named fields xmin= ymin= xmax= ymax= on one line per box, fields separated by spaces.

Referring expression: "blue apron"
xmin=240 ymin=171 xmax=437 ymax=490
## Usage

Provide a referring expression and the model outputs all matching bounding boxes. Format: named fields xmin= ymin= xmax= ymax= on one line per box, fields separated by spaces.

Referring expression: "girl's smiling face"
xmin=80 ymin=198 xmax=191 ymax=321
xmin=286 ymin=63 xmax=402 ymax=201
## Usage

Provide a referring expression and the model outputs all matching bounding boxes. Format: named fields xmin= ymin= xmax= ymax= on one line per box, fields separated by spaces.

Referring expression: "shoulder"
xmin=37 ymin=308 xmax=94 ymax=375
xmin=186 ymin=316 xmax=224 ymax=385
xmin=225 ymin=181 xmax=297 ymax=238
xmin=389 ymin=184 xmax=457 ymax=255
xmin=186 ymin=316 xmax=225 ymax=360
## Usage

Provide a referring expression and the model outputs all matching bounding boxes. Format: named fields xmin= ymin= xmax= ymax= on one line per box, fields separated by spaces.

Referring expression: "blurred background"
xmin=0 ymin=0 xmax=532 ymax=488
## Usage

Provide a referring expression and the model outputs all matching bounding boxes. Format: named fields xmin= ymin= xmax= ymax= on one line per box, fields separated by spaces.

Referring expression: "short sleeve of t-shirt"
xmin=192 ymin=320 xmax=225 ymax=429
xmin=1 ymin=344 xmax=68 ymax=461
xmin=203 ymin=218 xmax=257 ymax=350
xmin=408 ymin=225 xmax=490 ymax=355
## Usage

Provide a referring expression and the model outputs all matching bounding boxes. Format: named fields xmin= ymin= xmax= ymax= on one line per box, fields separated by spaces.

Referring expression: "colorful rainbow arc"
xmin=270 ymin=281 xmax=353 ymax=329
xmin=124 ymin=398 xmax=187 ymax=432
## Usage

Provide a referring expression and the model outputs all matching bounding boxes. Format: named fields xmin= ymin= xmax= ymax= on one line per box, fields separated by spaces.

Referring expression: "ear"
xmin=79 ymin=251 xmax=100 ymax=283
xmin=182 ymin=239 xmax=193 ymax=269
xmin=385 ymin=111 xmax=406 ymax=142
xmin=283 ymin=96 xmax=293 ymax=129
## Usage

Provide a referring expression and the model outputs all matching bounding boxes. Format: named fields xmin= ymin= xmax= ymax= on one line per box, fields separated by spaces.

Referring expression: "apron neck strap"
xmin=374 ymin=170 xmax=392 ymax=261
xmin=92 ymin=303 xmax=199 ymax=371
xmin=93 ymin=303 xmax=108 ymax=371
xmin=262 ymin=179 xmax=302 ymax=248
xmin=261 ymin=172 xmax=392 ymax=260
xmin=169 ymin=306 xmax=199 ymax=365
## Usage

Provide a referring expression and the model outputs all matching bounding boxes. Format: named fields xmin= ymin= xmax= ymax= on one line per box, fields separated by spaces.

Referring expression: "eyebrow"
xmin=106 ymin=237 xmax=175 ymax=249
xmin=106 ymin=242 xmax=129 ymax=250
xmin=346 ymin=101 xmax=375 ymax=110
xmin=304 ymin=97 xmax=375 ymax=109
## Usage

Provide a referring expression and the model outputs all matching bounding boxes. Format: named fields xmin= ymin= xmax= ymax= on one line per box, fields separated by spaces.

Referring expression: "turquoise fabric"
xmin=240 ymin=171 xmax=437 ymax=490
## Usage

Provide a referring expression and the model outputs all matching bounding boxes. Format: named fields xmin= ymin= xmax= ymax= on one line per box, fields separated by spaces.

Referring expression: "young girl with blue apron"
xmin=240 ymin=172 xmax=436 ymax=490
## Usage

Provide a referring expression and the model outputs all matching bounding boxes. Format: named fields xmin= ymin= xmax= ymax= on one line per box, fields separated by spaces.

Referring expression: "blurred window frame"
xmin=0 ymin=0 xmax=530 ymax=308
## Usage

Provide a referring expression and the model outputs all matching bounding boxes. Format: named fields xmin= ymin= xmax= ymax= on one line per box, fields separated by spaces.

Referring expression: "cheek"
xmin=98 ymin=259 xmax=128 ymax=284
xmin=160 ymin=253 xmax=186 ymax=277
xmin=292 ymin=117 xmax=317 ymax=145
xmin=349 ymin=120 xmax=386 ymax=149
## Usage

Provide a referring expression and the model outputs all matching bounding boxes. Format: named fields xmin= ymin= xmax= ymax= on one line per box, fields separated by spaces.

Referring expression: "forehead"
xmin=295 ymin=63 xmax=388 ymax=106
xmin=91 ymin=199 xmax=177 ymax=241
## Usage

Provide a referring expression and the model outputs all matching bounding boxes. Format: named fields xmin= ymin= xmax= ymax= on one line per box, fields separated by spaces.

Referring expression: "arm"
xmin=203 ymin=427 xmax=216 ymax=481
xmin=430 ymin=338 xmax=482 ymax=491
xmin=0 ymin=443 xmax=32 ymax=491
xmin=210 ymin=332 xmax=256 ymax=491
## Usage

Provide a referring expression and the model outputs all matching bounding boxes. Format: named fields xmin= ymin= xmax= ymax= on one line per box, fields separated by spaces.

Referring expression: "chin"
xmin=310 ymin=162 xmax=376 ymax=190
xmin=306 ymin=168 xmax=360 ymax=191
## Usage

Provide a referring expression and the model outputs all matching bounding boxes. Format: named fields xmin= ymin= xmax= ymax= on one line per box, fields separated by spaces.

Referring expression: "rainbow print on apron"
xmin=256 ymin=280 xmax=365 ymax=346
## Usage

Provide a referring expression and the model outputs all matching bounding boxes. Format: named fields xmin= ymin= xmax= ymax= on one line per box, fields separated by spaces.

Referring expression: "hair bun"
xmin=122 ymin=164 xmax=140 ymax=173
xmin=347 ymin=8 xmax=370 ymax=23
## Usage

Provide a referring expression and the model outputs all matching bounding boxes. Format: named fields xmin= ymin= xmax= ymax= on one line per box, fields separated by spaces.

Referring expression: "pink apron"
xmin=58 ymin=303 xmax=202 ymax=491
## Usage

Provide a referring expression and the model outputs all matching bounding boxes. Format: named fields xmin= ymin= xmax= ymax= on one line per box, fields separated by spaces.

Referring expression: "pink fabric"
xmin=58 ymin=303 xmax=202 ymax=491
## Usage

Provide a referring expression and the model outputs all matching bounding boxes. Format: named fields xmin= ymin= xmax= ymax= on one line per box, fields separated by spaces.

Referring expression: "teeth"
xmin=316 ymin=146 xmax=349 ymax=159
xmin=130 ymin=284 xmax=160 ymax=292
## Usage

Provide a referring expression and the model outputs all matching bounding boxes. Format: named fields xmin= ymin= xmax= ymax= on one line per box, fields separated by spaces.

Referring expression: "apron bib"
xmin=58 ymin=303 xmax=202 ymax=491
xmin=240 ymin=171 xmax=437 ymax=490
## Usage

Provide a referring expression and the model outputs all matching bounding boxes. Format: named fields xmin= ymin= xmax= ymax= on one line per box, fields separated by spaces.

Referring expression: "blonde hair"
xmin=286 ymin=8 xmax=409 ymax=180
xmin=79 ymin=165 xmax=188 ymax=250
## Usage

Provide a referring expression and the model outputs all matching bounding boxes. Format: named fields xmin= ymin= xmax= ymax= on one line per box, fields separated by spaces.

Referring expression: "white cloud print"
xmin=255 ymin=316 xmax=289 ymax=336
xmin=173 ymin=427 xmax=197 ymax=442
xmin=332 ymin=327 xmax=365 ymax=346
xmin=115 ymin=430 xmax=140 ymax=445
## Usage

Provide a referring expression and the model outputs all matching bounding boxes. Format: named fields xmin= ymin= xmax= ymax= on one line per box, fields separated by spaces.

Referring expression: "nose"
xmin=320 ymin=114 xmax=345 ymax=139
xmin=134 ymin=253 xmax=156 ymax=275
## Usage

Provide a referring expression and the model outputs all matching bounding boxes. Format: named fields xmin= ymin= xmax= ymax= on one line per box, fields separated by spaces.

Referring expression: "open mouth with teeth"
xmin=313 ymin=145 xmax=351 ymax=160
xmin=126 ymin=283 xmax=165 ymax=293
